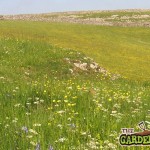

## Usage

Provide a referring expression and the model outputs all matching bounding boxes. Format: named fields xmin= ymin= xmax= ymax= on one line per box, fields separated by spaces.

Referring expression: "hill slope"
xmin=0 ymin=20 xmax=150 ymax=81
xmin=0 ymin=38 xmax=149 ymax=150
xmin=0 ymin=10 xmax=150 ymax=149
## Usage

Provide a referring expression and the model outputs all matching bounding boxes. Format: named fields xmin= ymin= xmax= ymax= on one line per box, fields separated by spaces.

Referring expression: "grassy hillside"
xmin=1 ymin=37 xmax=150 ymax=150
xmin=0 ymin=21 xmax=150 ymax=81
xmin=0 ymin=19 xmax=150 ymax=149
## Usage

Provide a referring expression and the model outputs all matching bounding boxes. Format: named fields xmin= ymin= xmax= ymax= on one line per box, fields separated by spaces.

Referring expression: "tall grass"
xmin=0 ymin=37 xmax=150 ymax=149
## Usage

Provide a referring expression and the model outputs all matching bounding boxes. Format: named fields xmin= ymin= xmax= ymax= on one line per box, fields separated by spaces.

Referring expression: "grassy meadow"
xmin=1 ymin=21 xmax=150 ymax=81
xmin=0 ymin=20 xmax=150 ymax=149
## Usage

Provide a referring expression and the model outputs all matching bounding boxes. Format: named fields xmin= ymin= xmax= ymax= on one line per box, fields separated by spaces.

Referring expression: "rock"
xmin=74 ymin=62 xmax=87 ymax=71
xmin=0 ymin=15 xmax=4 ymax=20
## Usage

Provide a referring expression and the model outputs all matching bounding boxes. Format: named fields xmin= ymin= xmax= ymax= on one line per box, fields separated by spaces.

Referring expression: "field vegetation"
xmin=0 ymin=13 xmax=150 ymax=150
xmin=1 ymin=21 xmax=150 ymax=81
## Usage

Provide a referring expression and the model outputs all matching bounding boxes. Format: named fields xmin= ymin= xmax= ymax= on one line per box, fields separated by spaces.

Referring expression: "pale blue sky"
xmin=0 ymin=0 xmax=150 ymax=15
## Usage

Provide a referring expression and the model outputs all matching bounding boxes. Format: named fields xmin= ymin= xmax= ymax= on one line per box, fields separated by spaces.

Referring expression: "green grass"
xmin=0 ymin=20 xmax=150 ymax=149
xmin=0 ymin=21 xmax=150 ymax=81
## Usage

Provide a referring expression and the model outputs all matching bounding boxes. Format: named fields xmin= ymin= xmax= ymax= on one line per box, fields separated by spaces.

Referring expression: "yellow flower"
xmin=71 ymin=103 xmax=76 ymax=106
xmin=48 ymin=107 xmax=52 ymax=110
xmin=108 ymin=98 xmax=112 ymax=102
xmin=68 ymin=103 xmax=71 ymax=106
xmin=64 ymin=100 xmax=68 ymax=103
xmin=48 ymin=122 xmax=51 ymax=126
xmin=57 ymin=100 xmax=61 ymax=103
xmin=72 ymin=96 xmax=77 ymax=99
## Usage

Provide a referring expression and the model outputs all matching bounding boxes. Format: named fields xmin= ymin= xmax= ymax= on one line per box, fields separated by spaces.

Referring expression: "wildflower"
xmin=33 ymin=124 xmax=41 ymax=127
xmin=34 ymin=101 xmax=39 ymax=105
xmin=48 ymin=107 xmax=52 ymax=110
xmin=68 ymin=86 xmax=72 ymax=90
xmin=113 ymin=103 xmax=120 ymax=109
xmin=12 ymin=118 xmax=18 ymax=123
xmin=69 ymin=69 xmax=73 ymax=74
xmin=57 ymin=100 xmax=61 ymax=103
xmin=30 ymin=141 xmax=36 ymax=146
xmin=108 ymin=143 xmax=117 ymax=149
xmin=64 ymin=95 xmax=67 ymax=99
xmin=14 ymin=103 xmax=21 ymax=107
xmin=100 ymin=146 xmax=104 ymax=149
xmin=145 ymin=121 xmax=150 ymax=124
xmin=68 ymin=103 xmax=71 ymax=106
xmin=72 ymin=96 xmax=77 ymax=99
xmin=70 ymin=123 xmax=76 ymax=128
xmin=58 ymin=137 xmax=67 ymax=143
xmin=108 ymin=98 xmax=112 ymax=102
xmin=57 ymin=124 xmax=63 ymax=129
xmin=74 ymin=112 xmax=79 ymax=115
xmin=71 ymin=103 xmax=76 ymax=106
xmin=22 ymin=126 xmax=28 ymax=133
xmin=88 ymin=134 xmax=92 ymax=138
xmin=57 ymin=110 xmax=65 ymax=114
xmin=48 ymin=122 xmax=51 ymax=126
xmin=111 ymin=111 xmax=117 ymax=114
xmin=48 ymin=145 xmax=54 ymax=150
xmin=29 ymin=129 xmax=38 ymax=135
xmin=15 ymin=87 xmax=19 ymax=90
xmin=5 ymin=124 xmax=9 ymax=128
xmin=26 ymin=112 xmax=31 ymax=116
xmin=67 ymin=118 xmax=72 ymax=121
xmin=35 ymin=143 xmax=40 ymax=150
xmin=81 ymin=132 xmax=87 ymax=135
xmin=77 ymin=85 xmax=81 ymax=90
xmin=26 ymin=135 xmax=33 ymax=139
xmin=26 ymin=102 xmax=31 ymax=105
xmin=64 ymin=100 xmax=68 ymax=103
xmin=35 ymin=97 xmax=39 ymax=101
xmin=13 ymin=90 xmax=16 ymax=93
xmin=87 ymin=140 xmax=99 ymax=149
xmin=25 ymin=72 xmax=30 ymax=76
xmin=0 ymin=76 xmax=5 ymax=80
xmin=40 ymin=99 xmax=44 ymax=103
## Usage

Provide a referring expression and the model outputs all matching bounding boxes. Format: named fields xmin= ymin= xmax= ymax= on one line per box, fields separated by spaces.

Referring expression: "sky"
xmin=0 ymin=0 xmax=150 ymax=15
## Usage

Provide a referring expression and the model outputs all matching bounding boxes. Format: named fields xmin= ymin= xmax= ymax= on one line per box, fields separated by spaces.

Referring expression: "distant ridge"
xmin=1 ymin=9 xmax=150 ymax=27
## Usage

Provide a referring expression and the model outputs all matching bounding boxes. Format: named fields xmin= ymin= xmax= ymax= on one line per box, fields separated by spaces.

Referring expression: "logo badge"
xmin=119 ymin=121 xmax=150 ymax=146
